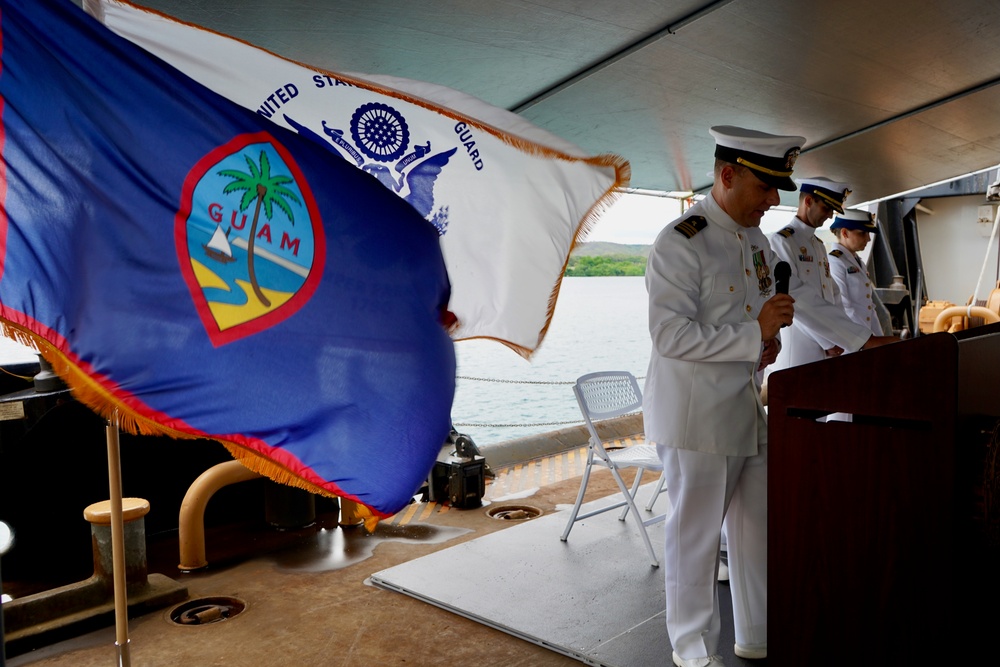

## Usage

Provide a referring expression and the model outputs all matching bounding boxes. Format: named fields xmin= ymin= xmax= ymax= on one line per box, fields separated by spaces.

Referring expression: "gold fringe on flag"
xmin=125 ymin=1 xmax=631 ymax=177
xmin=0 ymin=320 xmax=382 ymax=531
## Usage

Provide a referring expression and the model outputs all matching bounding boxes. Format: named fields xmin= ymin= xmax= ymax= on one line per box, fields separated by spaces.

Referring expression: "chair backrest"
xmin=573 ymin=371 xmax=642 ymax=451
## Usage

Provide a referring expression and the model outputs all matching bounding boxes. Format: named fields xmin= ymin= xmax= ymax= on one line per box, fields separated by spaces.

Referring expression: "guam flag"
xmin=87 ymin=0 xmax=629 ymax=357
xmin=0 ymin=0 xmax=456 ymax=519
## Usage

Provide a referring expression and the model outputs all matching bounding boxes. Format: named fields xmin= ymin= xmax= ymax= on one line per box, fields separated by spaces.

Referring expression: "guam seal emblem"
xmin=176 ymin=132 xmax=325 ymax=346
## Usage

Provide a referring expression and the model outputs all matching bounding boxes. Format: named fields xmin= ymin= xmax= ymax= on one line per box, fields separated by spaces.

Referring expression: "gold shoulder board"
xmin=674 ymin=215 xmax=708 ymax=239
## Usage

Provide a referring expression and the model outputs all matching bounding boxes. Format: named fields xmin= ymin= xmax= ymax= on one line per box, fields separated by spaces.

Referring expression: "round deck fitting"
xmin=169 ymin=596 xmax=247 ymax=626
xmin=486 ymin=505 xmax=542 ymax=521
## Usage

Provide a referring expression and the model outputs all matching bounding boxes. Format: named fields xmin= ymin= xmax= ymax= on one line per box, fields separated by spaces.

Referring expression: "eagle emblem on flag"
xmin=285 ymin=102 xmax=457 ymax=235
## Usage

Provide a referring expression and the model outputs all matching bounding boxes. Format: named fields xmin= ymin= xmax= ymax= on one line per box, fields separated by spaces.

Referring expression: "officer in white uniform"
xmin=767 ymin=177 xmax=852 ymax=372
xmin=644 ymin=126 xmax=890 ymax=667
xmin=829 ymin=209 xmax=884 ymax=335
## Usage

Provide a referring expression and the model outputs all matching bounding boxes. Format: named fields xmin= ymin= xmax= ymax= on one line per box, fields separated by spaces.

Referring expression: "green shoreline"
xmin=565 ymin=254 xmax=645 ymax=276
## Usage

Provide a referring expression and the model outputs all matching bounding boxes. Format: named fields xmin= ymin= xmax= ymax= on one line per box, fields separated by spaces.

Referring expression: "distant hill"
xmin=571 ymin=242 xmax=651 ymax=258
xmin=566 ymin=242 xmax=652 ymax=276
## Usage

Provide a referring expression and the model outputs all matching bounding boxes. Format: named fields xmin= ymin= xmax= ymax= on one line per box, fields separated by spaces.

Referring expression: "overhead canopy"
xmin=125 ymin=0 xmax=1000 ymax=205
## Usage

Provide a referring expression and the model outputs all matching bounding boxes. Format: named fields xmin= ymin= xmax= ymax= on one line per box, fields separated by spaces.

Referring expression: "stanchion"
xmin=104 ymin=413 xmax=131 ymax=667
xmin=1 ymin=520 xmax=12 ymax=667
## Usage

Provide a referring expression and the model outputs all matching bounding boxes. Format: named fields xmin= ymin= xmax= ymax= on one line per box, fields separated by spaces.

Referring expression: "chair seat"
xmin=606 ymin=444 xmax=662 ymax=470
xmin=560 ymin=370 xmax=666 ymax=567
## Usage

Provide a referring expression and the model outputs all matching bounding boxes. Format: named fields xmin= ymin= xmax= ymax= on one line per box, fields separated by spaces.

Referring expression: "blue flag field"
xmin=0 ymin=0 xmax=456 ymax=519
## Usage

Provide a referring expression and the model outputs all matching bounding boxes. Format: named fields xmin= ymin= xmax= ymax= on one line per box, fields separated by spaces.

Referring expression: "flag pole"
xmin=105 ymin=412 xmax=132 ymax=667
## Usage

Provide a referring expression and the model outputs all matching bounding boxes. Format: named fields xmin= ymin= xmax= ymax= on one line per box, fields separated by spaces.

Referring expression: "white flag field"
xmin=86 ymin=0 xmax=629 ymax=357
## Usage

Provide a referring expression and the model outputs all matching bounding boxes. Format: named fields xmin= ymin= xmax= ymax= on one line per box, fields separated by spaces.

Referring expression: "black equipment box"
xmin=424 ymin=431 xmax=487 ymax=508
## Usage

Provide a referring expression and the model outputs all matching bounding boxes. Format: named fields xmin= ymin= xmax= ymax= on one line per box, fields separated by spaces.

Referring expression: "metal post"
xmin=105 ymin=415 xmax=131 ymax=667
xmin=0 ymin=521 xmax=11 ymax=667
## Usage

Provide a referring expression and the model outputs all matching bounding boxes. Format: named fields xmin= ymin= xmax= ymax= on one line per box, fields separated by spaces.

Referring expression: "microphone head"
xmin=774 ymin=261 xmax=791 ymax=282
xmin=774 ymin=261 xmax=791 ymax=294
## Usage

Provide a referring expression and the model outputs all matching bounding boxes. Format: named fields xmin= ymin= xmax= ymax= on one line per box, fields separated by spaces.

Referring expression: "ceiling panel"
xmin=118 ymin=0 xmax=1000 ymax=204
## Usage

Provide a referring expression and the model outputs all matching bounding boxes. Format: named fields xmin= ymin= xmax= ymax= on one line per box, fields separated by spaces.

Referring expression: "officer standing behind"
xmin=767 ymin=177 xmax=853 ymax=372
xmin=829 ymin=209 xmax=884 ymax=335
xmin=643 ymin=125 xmax=896 ymax=667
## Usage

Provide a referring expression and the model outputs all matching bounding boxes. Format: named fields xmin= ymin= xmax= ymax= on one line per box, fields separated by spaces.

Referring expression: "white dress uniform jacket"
xmin=767 ymin=217 xmax=840 ymax=370
xmin=829 ymin=242 xmax=884 ymax=335
xmin=643 ymin=195 xmax=872 ymax=457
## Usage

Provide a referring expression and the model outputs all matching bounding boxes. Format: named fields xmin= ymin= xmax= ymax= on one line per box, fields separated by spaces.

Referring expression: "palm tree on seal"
xmin=218 ymin=150 xmax=301 ymax=307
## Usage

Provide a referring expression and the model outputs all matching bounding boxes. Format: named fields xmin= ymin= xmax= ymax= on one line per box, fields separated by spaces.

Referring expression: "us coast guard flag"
xmin=0 ymin=0 xmax=456 ymax=519
xmin=86 ymin=0 xmax=629 ymax=357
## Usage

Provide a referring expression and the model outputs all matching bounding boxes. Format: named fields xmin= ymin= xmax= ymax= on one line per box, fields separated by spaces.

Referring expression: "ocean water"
xmin=0 ymin=336 xmax=38 ymax=365
xmin=0 ymin=276 xmax=651 ymax=447
xmin=452 ymin=276 xmax=649 ymax=447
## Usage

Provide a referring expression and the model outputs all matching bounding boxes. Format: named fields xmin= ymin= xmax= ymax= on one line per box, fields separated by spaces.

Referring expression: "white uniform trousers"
xmin=658 ymin=422 xmax=767 ymax=659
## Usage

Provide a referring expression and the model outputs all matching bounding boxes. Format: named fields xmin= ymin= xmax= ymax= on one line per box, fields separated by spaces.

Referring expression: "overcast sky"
xmin=586 ymin=191 xmax=797 ymax=245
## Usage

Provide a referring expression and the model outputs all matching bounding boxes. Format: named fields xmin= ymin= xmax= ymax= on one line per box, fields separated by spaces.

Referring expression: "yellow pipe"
xmin=932 ymin=305 xmax=1000 ymax=333
xmin=339 ymin=499 xmax=366 ymax=527
xmin=177 ymin=460 xmax=262 ymax=571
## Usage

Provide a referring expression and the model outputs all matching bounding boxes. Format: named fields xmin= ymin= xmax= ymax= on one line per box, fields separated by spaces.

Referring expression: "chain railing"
xmin=456 ymin=375 xmax=575 ymax=385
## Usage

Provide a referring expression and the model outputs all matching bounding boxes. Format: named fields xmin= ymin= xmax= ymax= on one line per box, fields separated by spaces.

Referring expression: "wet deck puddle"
xmin=269 ymin=521 xmax=471 ymax=573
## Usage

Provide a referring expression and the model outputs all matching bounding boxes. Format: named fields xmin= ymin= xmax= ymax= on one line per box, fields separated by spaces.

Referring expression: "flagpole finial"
xmin=33 ymin=354 xmax=66 ymax=392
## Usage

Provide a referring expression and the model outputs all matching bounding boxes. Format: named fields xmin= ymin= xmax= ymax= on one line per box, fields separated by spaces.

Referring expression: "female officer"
xmin=828 ymin=209 xmax=884 ymax=335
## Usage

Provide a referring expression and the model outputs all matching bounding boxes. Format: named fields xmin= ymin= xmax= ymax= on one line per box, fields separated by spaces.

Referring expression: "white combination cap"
xmin=710 ymin=125 xmax=805 ymax=191
xmin=830 ymin=208 xmax=877 ymax=233
xmin=795 ymin=176 xmax=852 ymax=213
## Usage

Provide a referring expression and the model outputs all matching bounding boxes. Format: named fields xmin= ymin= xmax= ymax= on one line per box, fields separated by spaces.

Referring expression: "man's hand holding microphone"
xmin=759 ymin=261 xmax=794 ymax=341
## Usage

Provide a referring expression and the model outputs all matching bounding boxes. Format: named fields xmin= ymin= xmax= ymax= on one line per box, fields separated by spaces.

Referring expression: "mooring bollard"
xmin=82 ymin=497 xmax=150 ymax=590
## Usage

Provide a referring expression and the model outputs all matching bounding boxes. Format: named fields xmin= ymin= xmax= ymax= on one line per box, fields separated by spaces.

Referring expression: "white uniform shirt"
xmin=829 ymin=242 xmax=884 ymax=335
xmin=767 ymin=217 xmax=840 ymax=371
xmin=643 ymin=194 xmax=871 ymax=457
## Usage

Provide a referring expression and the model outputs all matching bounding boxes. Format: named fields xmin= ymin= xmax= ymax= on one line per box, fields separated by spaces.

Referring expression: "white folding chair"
xmin=559 ymin=371 xmax=667 ymax=567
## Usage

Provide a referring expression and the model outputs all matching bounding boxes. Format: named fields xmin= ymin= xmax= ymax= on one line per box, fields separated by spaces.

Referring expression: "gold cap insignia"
xmin=784 ymin=147 xmax=800 ymax=171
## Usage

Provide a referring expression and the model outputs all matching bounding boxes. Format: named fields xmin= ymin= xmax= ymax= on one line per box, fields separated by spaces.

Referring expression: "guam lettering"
xmin=178 ymin=133 xmax=325 ymax=347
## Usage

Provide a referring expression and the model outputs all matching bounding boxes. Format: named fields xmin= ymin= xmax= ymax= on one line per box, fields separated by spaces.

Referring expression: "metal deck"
xmin=372 ymin=482 xmax=752 ymax=667
xmin=3 ymin=435 xmax=761 ymax=666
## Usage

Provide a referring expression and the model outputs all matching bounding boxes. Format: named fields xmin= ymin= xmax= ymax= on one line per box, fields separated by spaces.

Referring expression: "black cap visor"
xmin=715 ymin=145 xmax=798 ymax=191
xmin=830 ymin=220 xmax=878 ymax=234
xmin=805 ymin=187 xmax=846 ymax=213
xmin=831 ymin=220 xmax=877 ymax=233
xmin=749 ymin=169 xmax=798 ymax=191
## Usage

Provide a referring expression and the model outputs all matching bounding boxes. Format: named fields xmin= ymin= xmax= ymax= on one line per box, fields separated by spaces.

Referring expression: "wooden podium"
xmin=768 ymin=326 xmax=1000 ymax=666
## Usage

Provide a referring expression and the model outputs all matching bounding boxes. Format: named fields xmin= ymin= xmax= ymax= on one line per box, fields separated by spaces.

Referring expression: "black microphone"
xmin=774 ymin=261 xmax=791 ymax=295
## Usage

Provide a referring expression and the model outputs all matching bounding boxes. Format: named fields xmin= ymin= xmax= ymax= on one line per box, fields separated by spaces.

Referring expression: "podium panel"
xmin=768 ymin=328 xmax=1000 ymax=666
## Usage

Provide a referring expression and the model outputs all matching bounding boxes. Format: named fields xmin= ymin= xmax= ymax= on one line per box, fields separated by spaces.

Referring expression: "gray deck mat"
xmin=372 ymin=487 xmax=759 ymax=666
